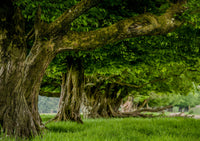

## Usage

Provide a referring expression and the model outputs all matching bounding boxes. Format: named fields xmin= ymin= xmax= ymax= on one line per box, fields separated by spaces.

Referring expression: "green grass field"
xmin=1 ymin=115 xmax=200 ymax=141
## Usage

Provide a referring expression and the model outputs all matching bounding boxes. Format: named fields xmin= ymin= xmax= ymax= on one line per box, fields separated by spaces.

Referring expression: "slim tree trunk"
xmin=53 ymin=57 xmax=84 ymax=123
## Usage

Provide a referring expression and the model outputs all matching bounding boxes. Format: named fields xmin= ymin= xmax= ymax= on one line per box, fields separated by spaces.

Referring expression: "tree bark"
xmin=0 ymin=3 xmax=56 ymax=137
xmin=84 ymin=82 xmax=123 ymax=118
xmin=0 ymin=4 xmax=39 ymax=137
xmin=55 ymin=2 xmax=187 ymax=52
xmin=23 ymin=42 xmax=56 ymax=128
xmin=52 ymin=57 xmax=84 ymax=124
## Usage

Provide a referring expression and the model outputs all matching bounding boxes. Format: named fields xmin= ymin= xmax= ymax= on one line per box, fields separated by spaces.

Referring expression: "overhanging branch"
xmin=55 ymin=1 xmax=187 ymax=52
xmin=44 ymin=0 xmax=101 ymax=37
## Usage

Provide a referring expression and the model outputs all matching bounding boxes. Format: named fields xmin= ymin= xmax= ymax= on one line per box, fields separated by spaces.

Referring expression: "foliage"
xmin=41 ymin=27 xmax=200 ymax=106
xmin=84 ymin=26 xmax=200 ymax=97
xmin=15 ymin=0 xmax=78 ymax=22
xmin=36 ymin=0 xmax=200 ymax=99
xmin=20 ymin=0 xmax=200 ymax=117
xmin=182 ymin=0 xmax=200 ymax=29
xmin=147 ymin=92 xmax=200 ymax=108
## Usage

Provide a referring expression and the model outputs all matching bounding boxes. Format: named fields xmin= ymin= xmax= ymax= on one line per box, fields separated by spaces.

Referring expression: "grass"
xmin=1 ymin=115 xmax=200 ymax=141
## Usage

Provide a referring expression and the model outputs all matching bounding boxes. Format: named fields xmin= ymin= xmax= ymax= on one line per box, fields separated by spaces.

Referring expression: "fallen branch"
xmin=167 ymin=112 xmax=194 ymax=118
xmin=114 ymin=105 xmax=172 ymax=118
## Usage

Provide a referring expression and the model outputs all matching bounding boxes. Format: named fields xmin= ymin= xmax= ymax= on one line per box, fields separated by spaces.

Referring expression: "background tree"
xmin=41 ymin=23 xmax=200 ymax=119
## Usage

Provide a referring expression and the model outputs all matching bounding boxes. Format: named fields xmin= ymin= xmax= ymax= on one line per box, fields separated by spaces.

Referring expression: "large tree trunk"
xmin=0 ymin=53 xmax=40 ymax=137
xmin=0 ymin=4 xmax=39 ymax=137
xmin=0 ymin=3 xmax=56 ymax=137
xmin=0 ymin=88 xmax=39 ymax=137
xmin=52 ymin=57 xmax=84 ymax=123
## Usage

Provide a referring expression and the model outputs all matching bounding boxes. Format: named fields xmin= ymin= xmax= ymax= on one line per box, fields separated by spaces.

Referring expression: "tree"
xmin=41 ymin=11 xmax=200 ymax=121
xmin=42 ymin=1 xmax=200 ymax=121
xmin=0 ymin=0 xmax=199 ymax=138
xmin=83 ymin=75 xmax=127 ymax=118
xmin=52 ymin=57 xmax=84 ymax=123
xmin=39 ymin=54 xmax=85 ymax=123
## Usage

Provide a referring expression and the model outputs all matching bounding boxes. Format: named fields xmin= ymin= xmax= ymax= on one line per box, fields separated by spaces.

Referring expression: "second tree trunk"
xmin=54 ymin=58 xmax=84 ymax=123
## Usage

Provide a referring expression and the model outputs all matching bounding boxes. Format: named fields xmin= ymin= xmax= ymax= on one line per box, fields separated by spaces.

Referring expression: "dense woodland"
xmin=1 ymin=0 xmax=200 ymax=138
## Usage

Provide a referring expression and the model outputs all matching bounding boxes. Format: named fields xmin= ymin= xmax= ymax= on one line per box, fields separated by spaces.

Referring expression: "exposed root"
xmin=105 ymin=105 xmax=173 ymax=118
xmin=166 ymin=112 xmax=195 ymax=118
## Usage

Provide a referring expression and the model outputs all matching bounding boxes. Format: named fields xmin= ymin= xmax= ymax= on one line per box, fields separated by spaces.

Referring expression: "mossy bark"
xmin=0 ymin=4 xmax=39 ymax=137
xmin=23 ymin=42 xmax=56 ymax=128
xmin=84 ymin=82 xmax=123 ymax=118
xmin=0 ymin=4 xmax=56 ymax=137
xmin=53 ymin=58 xmax=84 ymax=123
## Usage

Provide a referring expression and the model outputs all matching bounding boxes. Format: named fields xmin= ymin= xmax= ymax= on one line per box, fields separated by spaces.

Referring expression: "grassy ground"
xmin=1 ymin=115 xmax=200 ymax=141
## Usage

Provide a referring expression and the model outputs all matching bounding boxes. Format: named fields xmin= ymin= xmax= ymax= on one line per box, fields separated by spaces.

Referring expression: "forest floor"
xmin=2 ymin=115 xmax=200 ymax=141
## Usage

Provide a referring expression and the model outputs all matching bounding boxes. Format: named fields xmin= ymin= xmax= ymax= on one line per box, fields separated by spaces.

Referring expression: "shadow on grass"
xmin=46 ymin=123 xmax=90 ymax=134
xmin=47 ymin=126 xmax=78 ymax=133
xmin=41 ymin=115 xmax=91 ymax=134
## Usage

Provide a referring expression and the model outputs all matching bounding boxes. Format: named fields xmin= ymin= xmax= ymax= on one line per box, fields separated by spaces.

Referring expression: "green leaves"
xmin=180 ymin=0 xmax=200 ymax=29
xmin=26 ymin=0 xmax=200 ymax=103
xmin=15 ymin=0 xmax=78 ymax=22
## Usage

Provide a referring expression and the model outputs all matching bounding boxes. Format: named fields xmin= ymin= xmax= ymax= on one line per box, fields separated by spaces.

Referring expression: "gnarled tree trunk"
xmin=0 ymin=4 xmax=39 ymax=137
xmin=0 ymin=3 xmax=56 ymax=137
xmin=52 ymin=57 xmax=84 ymax=123
xmin=84 ymin=82 xmax=124 ymax=118
xmin=94 ymin=83 xmax=122 ymax=118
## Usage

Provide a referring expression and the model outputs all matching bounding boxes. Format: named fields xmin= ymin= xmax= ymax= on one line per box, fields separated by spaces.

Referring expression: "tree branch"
xmin=25 ymin=28 xmax=34 ymax=41
xmin=44 ymin=0 xmax=102 ymax=37
xmin=135 ymin=105 xmax=173 ymax=113
xmin=34 ymin=5 xmax=42 ymax=40
xmin=55 ymin=2 xmax=187 ymax=52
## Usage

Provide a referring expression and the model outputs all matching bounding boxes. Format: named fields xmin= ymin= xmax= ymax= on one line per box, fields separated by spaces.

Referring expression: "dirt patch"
xmin=169 ymin=113 xmax=200 ymax=119
xmin=194 ymin=115 xmax=200 ymax=119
